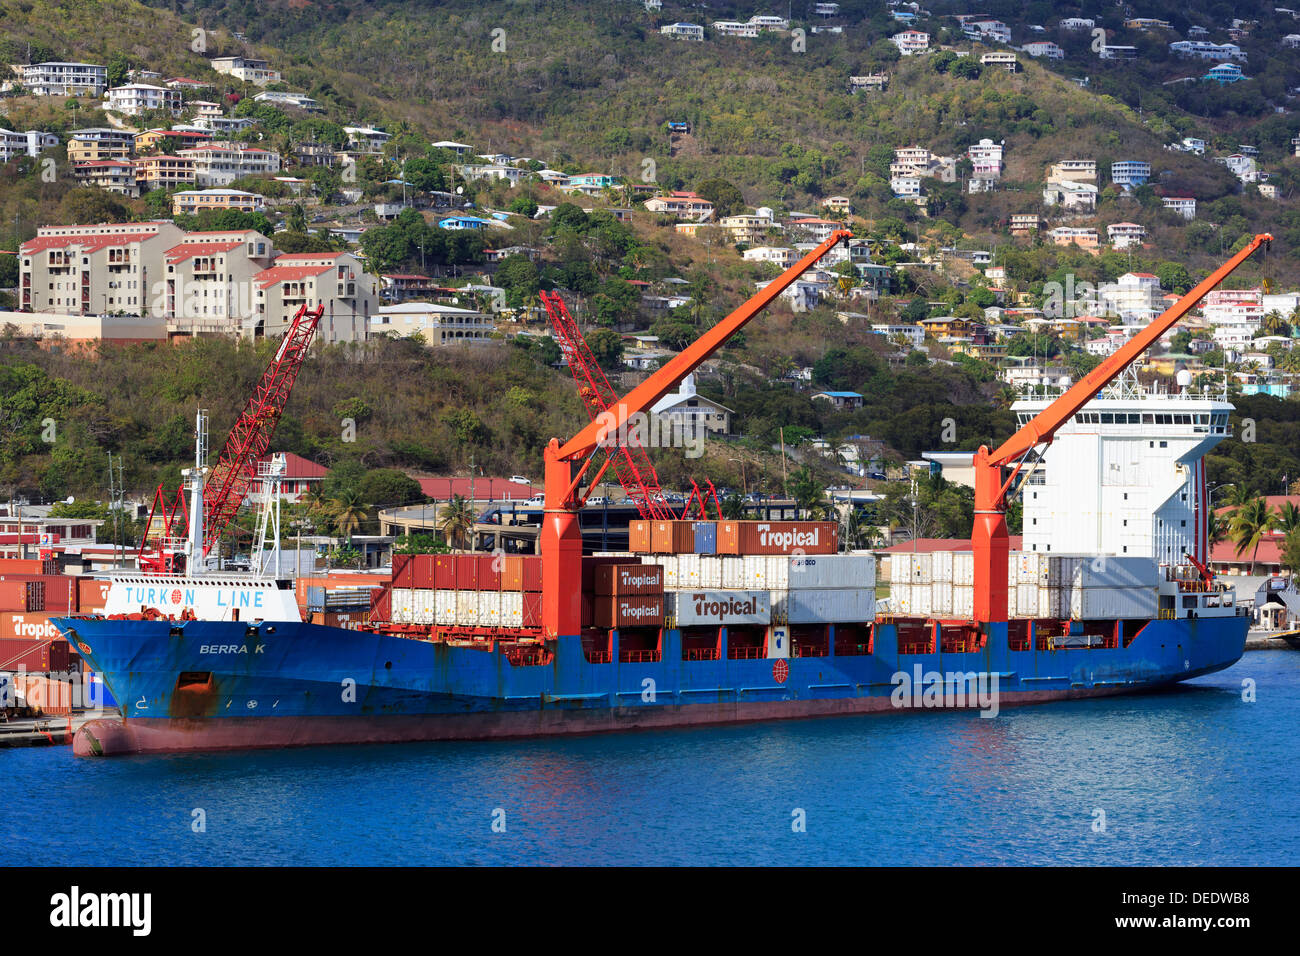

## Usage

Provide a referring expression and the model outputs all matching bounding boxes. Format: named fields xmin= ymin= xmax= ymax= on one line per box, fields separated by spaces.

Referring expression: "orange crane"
xmin=970 ymin=234 xmax=1272 ymax=622
xmin=540 ymin=229 xmax=854 ymax=636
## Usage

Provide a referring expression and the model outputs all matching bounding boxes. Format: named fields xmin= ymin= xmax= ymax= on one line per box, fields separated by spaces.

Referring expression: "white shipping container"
xmin=698 ymin=555 xmax=723 ymax=589
xmin=673 ymin=589 xmax=771 ymax=626
xmin=1016 ymin=583 xmax=1039 ymax=616
xmin=501 ymin=591 xmax=523 ymax=627
xmin=1070 ymin=555 xmax=1160 ymax=590
xmin=909 ymin=553 xmax=932 ymax=583
xmin=414 ymin=589 xmax=436 ymax=624
xmin=891 ymin=582 xmax=911 ymax=616
xmin=785 ymin=588 xmax=876 ymax=624
xmin=455 ymin=590 xmax=480 ymax=626
xmin=676 ymin=553 xmax=701 ymax=589
xmin=953 ymin=551 xmax=975 ymax=587
xmin=888 ymin=553 xmax=908 ymax=585
xmin=477 ymin=590 xmax=501 ymax=625
xmin=1016 ymin=552 xmax=1046 ymax=585
xmin=1069 ymin=586 xmax=1157 ymax=620
xmin=721 ymin=556 xmax=746 ymax=590
xmin=436 ymin=590 xmax=458 ymax=626
xmin=912 ymin=583 xmax=932 ymax=617
xmin=789 ymin=553 xmax=876 ymax=590
xmin=770 ymin=588 xmax=789 ymax=624
xmin=953 ymin=585 xmax=974 ymax=619
xmin=391 ymin=588 xmax=415 ymax=623
xmin=930 ymin=580 xmax=953 ymax=616
xmin=1005 ymin=583 xmax=1018 ymax=618
xmin=932 ymin=550 xmax=954 ymax=584
xmin=743 ymin=554 xmax=767 ymax=590
xmin=766 ymin=555 xmax=790 ymax=591
xmin=662 ymin=555 xmax=679 ymax=589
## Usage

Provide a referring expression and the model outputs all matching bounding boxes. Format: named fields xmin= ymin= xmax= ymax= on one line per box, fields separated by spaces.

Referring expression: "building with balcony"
xmin=177 ymin=141 xmax=281 ymax=187
xmin=0 ymin=128 xmax=58 ymax=161
xmin=105 ymin=84 xmax=183 ymax=117
xmin=891 ymin=30 xmax=931 ymax=55
xmin=133 ymin=154 xmax=196 ymax=191
xmin=209 ymin=56 xmax=283 ymax=86
xmin=251 ymin=252 xmax=378 ymax=343
xmin=160 ymin=230 xmax=278 ymax=335
xmin=21 ymin=62 xmax=107 ymax=96
xmin=1162 ymin=196 xmax=1197 ymax=220
xmin=1110 ymin=160 xmax=1152 ymax=189
xmin=171 ymin=188 xmax=266 ymax=217
xmin=73 ymin=159 xmax=140 ymax=197
xmin=1107 ymin=222 xmax=1147 ymax=249
xmin=371 ymin=303 xmax=495 ymax=345
xmin=660 ymin=22 xmax=705 ymax=40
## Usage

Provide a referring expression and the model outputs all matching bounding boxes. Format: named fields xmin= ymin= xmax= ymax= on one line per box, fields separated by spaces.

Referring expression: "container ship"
xmin=53 ymin=232 xmax=1269 ymax=756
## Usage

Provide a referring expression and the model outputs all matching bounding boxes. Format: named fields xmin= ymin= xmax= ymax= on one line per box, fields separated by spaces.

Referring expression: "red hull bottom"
xmin=74 ymin=684 xmax=1147 ymax=756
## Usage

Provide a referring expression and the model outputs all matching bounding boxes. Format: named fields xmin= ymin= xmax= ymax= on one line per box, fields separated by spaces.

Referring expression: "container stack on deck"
xmin=887 ymin=551 xmax=1159 ymax=620
xmin=0 ymin=557 xmax=88 ymax=717
xmin=386 ymin=553 xmax=543 ymax=628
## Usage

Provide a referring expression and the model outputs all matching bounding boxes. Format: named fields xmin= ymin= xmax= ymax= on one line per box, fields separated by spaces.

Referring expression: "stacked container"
xmin=717 ymin=520 xmax=838 ymax=555
xmin=389 ymin=552 xmax=544 ymax=628
xmin=593 ymin=563 xmax=665 ymax=628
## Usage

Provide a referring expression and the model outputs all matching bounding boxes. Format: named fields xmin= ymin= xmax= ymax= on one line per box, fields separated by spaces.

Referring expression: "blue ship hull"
xmin=53 ymin=614 xmax=1248 ymax=755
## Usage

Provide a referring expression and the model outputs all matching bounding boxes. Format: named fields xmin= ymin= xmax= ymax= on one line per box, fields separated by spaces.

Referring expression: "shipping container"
xmin=455 ymin=590 xmax=480 ymax=626
xmin=583 ymin=555 xmax=630 ymax=591
xmin=784 ymin=588 xmax=876 ymax=625
xmin=671 ymin=590 xmax=771 ymax=626
xmin=0 ymin=580 xmax=43 ymax=612
xmin=676 ymin=553 xmax=701 ymax=589
xmin=932 ymin=550 xmax=954 ymax=584
xmin=767 ymin=555 xmax=790 ymax=591
xmin=931 ymin=580 xmax=953 ymax=616
xmin=1015 ymin=551 xmax=1048 ymax=586
xmin=391 ymin=553 xmax=414 ymax=588
xmin=306 ymin=585 xmax=326 ymax=611
xmin=78 ymin=578 xmax=111 ymax=612
xmin=478 ymin=590 xmax=502 ymax=626
xmin=501 ymin=591 xmax=524 ymax=627
xmin=911 ymin=583 xmax=932 ymax=617
xmin=592 ymin=594 xmax=664 ymax=629
xmin=433 ymin=554 xmax=457 ymax=589
xmin=698 ymin=555 xmax=723 ymax=589
xmin=953 ymin=552 xmax=975 ymax=587
xmin=720 ymin=556 xmax=746 ymax=590
xmin=370 ymin=586 xmax=391 ymax=623
xmin=595 ymin=562 xmax=664 ymax=596
xmin=890 ymin=582 xmax=911 ymax=615
xmin=521 ymin=555 xmax=542 ymax=592
xmin=436 ymin=590 xmax=458 ymax=626
xmin=1069 ymin=586 xmax=1157 ymax=620
xmin=0 ymin=612 xmax=60 ymax=642
xmin=953 ymin=586 xmax=974 ymax=620
xmin=651 ymin=520 xmax=696 ymax=554
xmin=629 ymin=520 xmax=652 ymax=553
xmin=0 ymin=558 xmax=55 ymax=575
xmin=1067 ymin=555 xmax=1160 ymax=590
xmin=522 ymin=591 xmax=542 ymax=628
xmin=717 ymin=521 xmax=838 ymax=555
xmin=0 ymin=637 xmax=52 ymax=671
xmin=788 ymin=553 xmax=877 ymax=590
xmin=742 ymin=554 xmax=767 ymax=590
xmin=693 ymin=521 xmax=717 ymax=555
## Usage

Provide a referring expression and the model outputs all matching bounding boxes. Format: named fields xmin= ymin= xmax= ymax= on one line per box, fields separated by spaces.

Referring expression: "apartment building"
xmin=1043 ymin=180 xmax=1097 ymax=211
xmin=252 ymin=252 xmax=379 ymax=343
xmin=21 ymin=62 xmax=107 ymax=96
xmin=1100 ymin=272 xmax=1163 ymax=318
xmin=73 ymin=159 xmax=140 ymax=197
xmin=719 ymin=212 xmax=778 ymax=244
xmin=0 ymin=128 xmax=58 ymax=161
xmin=1048 ymin=227 xmax=1101 ymax=253
xmin=1169 ymin=40 xmax=1246 ymax=61
xmin=968 ymin=138 xmax=1004 ymax=180
xmin=892 ymin=31 xmax=931 ymax=54
xmin=105 ymin=84 xmax=183 ymax=117
xmin=193 ymin=115 xmax=257 ymax=136
xmin=644 ymin=192 xmax=715 ymax=219
xmin=66 ymin=127 xmax=135 ymax=163
xmin=980 ymin=51 xmax=1019 ymax=72
xmin=133 ymin=155 xmax=196 ymax=191
xmin=1009 ymin=214 xmax=1041 ymax=235
xmin=742 ymin=246 xmax=798 ymax=267
xmin=660 ymin=22 xmax=705 ymax=40
xmin=159 ymin=230 xmax=278 ymax=334
xmin=1110 ymin=160 xmax=1152 ymax=189
xmin=1107 ymin=222 xmax=1147 ymax=250
xmin=849 ymin=74 xmax=888 ymax=92
xmin=343 ymin=126 xmax=391 ymax=153
xmin=371 ymin=303 xmax=495 ymax=344
xmin=178 ymin=141 xmax=281 ymax=187
xmin=18 ymin=221 xmax=186 ymax=315
xmin=1162 ymin=196 xmax=1197 ymax=220
xmin=252 ymin=91 xmax=321 ymax=110
xmin=1022 ymin=41 xmax=1064 ymax=58
xmin=171 ymin=188 xmax=266 ymax=217
xmin=134 ymin=128 xmax=214 ymax=153
xmin=209 ymin=56 xmax=283 ymax=86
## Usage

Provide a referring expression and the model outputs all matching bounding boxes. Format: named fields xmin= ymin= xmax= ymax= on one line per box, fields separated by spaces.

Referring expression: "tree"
xmin=720 ymin=494 xmax=747 ymax=519
xmin=438 ymin=494 xmax=476 ymax=550
xmin=332 ymin=489 xmax=371 ymax=540
xmin=1282 ymin=527 xmax=1300 ymax=575
xmin=106 ymin=52 xmax=130 ymax=89
xmin=56 ymin=189 xmax=132 ymax=225
xmin=1156 ymin=262 xmax=1192 ymax=294
xmin=788 ymin=466 xmax=825 ymax=519
xmin=586 ymin=328 xmax=624 ymax=369
xmin=285 ymin=203 xmax=308 ymax=234
xmin=694 ymin=178 xmax=745 ymax=219
xmin=497 ymin=254 xmax=541 ymax=307
xmin=1229 ymin=497 xmax=1276 ymax=573
xmin=357 ymin=469 xmax=424 ymax=506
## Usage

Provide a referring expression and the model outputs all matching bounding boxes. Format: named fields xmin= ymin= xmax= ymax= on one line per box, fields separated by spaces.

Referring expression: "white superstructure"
xmin=1013 ymin=374 xmax=1230 ymax=567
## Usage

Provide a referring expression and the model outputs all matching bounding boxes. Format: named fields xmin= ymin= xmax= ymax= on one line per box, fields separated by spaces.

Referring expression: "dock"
xmin=0 ymin=712 xmax=98 ymax=748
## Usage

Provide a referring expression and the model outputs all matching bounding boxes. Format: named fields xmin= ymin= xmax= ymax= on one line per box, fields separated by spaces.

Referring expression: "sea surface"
xmin=6 ymin=650 xmax=1298 ymax=866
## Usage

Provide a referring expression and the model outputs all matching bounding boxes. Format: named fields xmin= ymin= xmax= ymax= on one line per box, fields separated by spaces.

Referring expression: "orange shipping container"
xmin=594 ymin=563 xmax=664 ymax=596
xmin=0 ymin=612 xmax=63 ymax=642
xmin=0 ymin=558 xmax=55 ymax=575
xmin=628 ymin=520 xmax=652 ymax=553
xmin=78 ymin=578 xmax=112 ymax=612
xmin=717 ymin=521 xmax=838 ymax=555
xmin=592 ymin=594 xmax=664 ymax=629
xmin=651 ymin=520 xmax=695 ymax=554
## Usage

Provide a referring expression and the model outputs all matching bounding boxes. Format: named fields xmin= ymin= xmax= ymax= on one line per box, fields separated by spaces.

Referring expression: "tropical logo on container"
xmin=689 ymin=593 xmax=767 ymax=619
xmin=7 ymin=615 xmax=60 ymax=640
xmin=757 ymin=524 xmax=824 ymax=550
xmin=616 ymin=568 xmax=661 ymax=589
xmin=891 ymin=665 xmax=1000 ymax=718
xmin=618 ymin=600 xmax=662 ymax=620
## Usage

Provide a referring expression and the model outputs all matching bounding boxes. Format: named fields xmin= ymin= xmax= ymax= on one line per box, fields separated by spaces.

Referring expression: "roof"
xmin=416 ymin=477 xmax=535 ymax=501
xmin=1210 ymin=538 xmax=1283 ymax=566
xmin=260 ymin=452 xmax=329 ymax=480
xmin=877 ymin=536 xmax=1024 ymax=554
xmin=20 ymin=227 xmax=162 ymax=254
xmin=165 ymin=240 xmax=243 ymax=263
xmin=254 ymin=264 xmax=334 ymax=287
xmin=275 ymin=252 xmax=346 ymax=261
xmin=1215 ymin=494 xmax=1300 ymax=517
xmin=815 ymin=391 xmax=864 ymax=398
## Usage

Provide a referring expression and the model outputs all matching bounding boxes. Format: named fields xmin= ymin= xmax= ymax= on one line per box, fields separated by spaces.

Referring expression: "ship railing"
xmin=619 ymin=648 xmax=661 ymax=663
xmin=683 ymin=648 xmax=719 ymax=661
xmin=727 ymin=646 xmax=763 ymax=660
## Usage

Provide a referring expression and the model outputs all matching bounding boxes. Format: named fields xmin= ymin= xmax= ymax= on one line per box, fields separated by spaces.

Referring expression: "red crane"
xmin=137 ymin=303 xmax=325 ymax=571
xmin=970 ymin=234 xmax=1272 ymax=622
xmin=539 ymin=290 xmax=676 ymax=520
xmin=539 ymin=229 xmax=854 ymax=637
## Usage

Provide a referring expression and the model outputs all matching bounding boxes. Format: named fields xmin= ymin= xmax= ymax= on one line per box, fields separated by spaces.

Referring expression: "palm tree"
xmin=1224 ymin=483 xmax=1254 ymax=508
xmin=720 ymin=494 xmax=748 ymax=520
xmin=788 ymin=466 xmax=825 ymax=520
xmin=1275 ymin=500 xmax=1300 ymax=535
xmin=1229 ymin=497 xmax=1277 ymax=574
xmin=333 ymin=489 xmax=370 ymax=541
xmin=1206 ymin=508 xmax=1226 ymax=549
xmin=438 ymin=494 xmax=476 ymax=550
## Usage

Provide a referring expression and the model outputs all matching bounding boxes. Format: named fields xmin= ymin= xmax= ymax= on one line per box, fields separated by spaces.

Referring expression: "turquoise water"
xmin=6 ymin=651 xmax=1297 ymax=866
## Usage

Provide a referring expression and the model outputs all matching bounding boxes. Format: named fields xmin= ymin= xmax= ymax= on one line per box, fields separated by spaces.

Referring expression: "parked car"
xmin=508 ymin=475 xmax=531 ymax=485
xmin=585 ymin=496 xmax=607 ymax=506
xmin=867 ymin=472 xmax=888 ymax=481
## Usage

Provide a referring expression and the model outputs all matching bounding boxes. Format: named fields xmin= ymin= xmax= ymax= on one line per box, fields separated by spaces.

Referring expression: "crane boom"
xmin=540 ymin=228 xmax=854 ymax=637
xmin=971 ymin=234 xmax=1272 ymax=623
xmin=202 ymin=303 xmax=324 ymax=558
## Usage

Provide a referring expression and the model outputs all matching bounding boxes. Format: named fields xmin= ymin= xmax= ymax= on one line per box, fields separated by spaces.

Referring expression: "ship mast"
xmin=183 ymin=408 xmax=210 ymax=576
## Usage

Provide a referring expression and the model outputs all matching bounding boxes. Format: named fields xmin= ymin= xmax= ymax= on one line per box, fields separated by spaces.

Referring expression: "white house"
xmin=21 ymin=62 xmax=107 ymax=96
xmin=1162 ymin=196 xmax=1197 ymax=220
xmin=891 ymin=31 xmax=931 ymax=55
xmin=661 ymin=22 xmax=705 ymax=41
xmin=105 ymin=84 xmax=183 ymax=117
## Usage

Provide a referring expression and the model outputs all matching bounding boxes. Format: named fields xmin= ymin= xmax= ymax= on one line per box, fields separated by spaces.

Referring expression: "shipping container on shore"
xmin=592 ymin=594 xmax=664 ymax=629
xmin=629 ymin=520 xmax=652 ymax=553
xmin=78 ymin=578 xmax=111 ymax=612
xmin=670 ymin=590 xmax=770 ymax=626
xmin=0 ymin=558 xmax=57 ymax=576
xmin=0 ymin=636 xmax=70 ymax=672
xmin=0 ymin=612 xmax=63 ymax=642
xmin=717 ymin=521 xmax=838 ymax=555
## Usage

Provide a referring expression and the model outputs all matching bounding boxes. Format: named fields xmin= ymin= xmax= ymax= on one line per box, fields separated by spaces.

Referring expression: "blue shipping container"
xmin=692 ymin=522 xmax=717 ymax=555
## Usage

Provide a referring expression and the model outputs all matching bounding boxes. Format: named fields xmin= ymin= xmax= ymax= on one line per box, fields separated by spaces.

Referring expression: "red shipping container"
xmin=476 ymin=554 xmax=501 ymax=591
xmin=391 ymin=554 xmax=414 ymax=588
xmin=0 ymin=558 xmax=47 ymax=575
xmin=594 ymin=563 xmax=664 ymax=596
xmin=78 ymin=578 xmax=111 ymax=612
xmin=629 ymin=521 xmax=652 ymax=553
xmin=502 ymin=555 xmax=523 ymax=591
xmin=434 ymin=554 xmax=458 ymax=589
xmin=581 ymin=556 xmax=626 ymax=592
xmin=651 ymin=520 xmax=695 ymax=554
xmin=0 ymin=581 xmax=41 ymax=612
xmin=370 ymin=585 xmax=391 ymax=623
xmin=522 ymin=592 xmax=542 ymax=628
xmin=521 ymin=555 xmax=542 ymax=592
xmin=0 ymin=637 xmax=50 ymax=671
xmin=592 ymin=594 xmax=664 ymax=629
xmin=410 ymin=554 xmax=436 ymax=589
xmin=1 ymin=612 xmax=65 ymax=642
xmin=717 ymin=520 xmax=838 ymax=555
